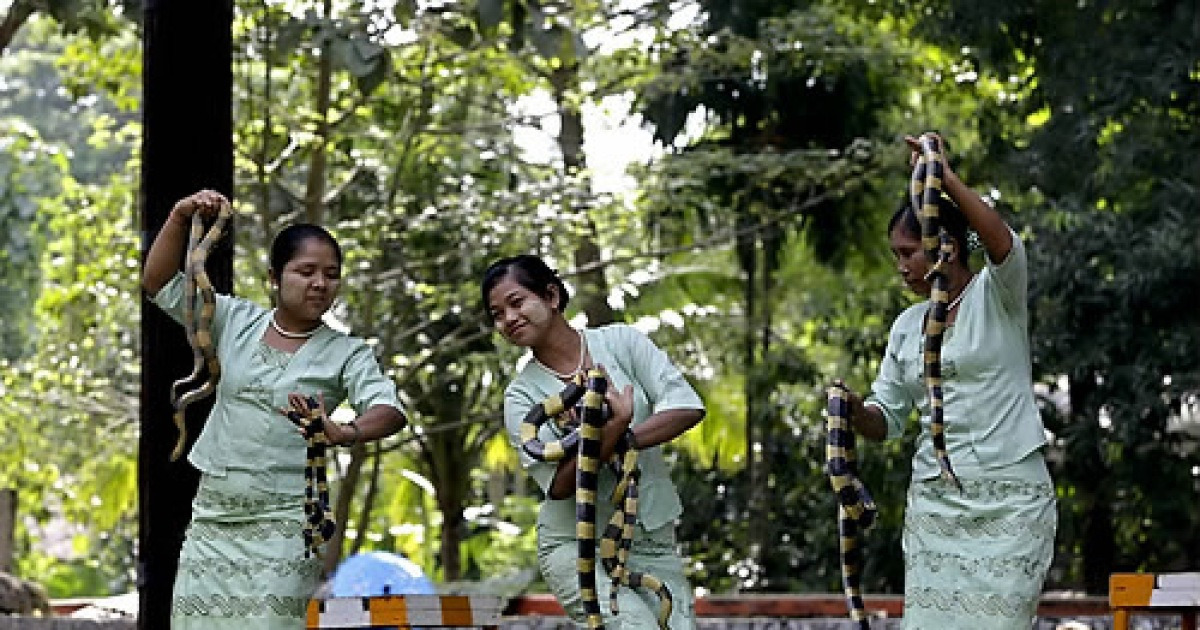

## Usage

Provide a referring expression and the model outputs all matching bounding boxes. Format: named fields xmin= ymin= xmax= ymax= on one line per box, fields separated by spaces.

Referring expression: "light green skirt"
xmin=538 ymin=523 xmax=696 ymax=630
xmin=902 ymin=453 xmax=1057 ymax=630
xmin=171 ymin=471 xmax=323 ymax=629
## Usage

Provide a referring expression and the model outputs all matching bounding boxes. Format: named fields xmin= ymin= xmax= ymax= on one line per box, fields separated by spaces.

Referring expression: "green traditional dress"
xmin=503 ymin=324 xmax=704 ymax=630
xmin=153 ymin=273 xmax=403 ymax=629
xmin=866 ymin=231 xmax=1057 ymax=629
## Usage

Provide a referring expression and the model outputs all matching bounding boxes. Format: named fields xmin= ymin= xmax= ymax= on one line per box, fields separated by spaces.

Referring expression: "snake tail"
xmin=826 ymin=384 xmax=877 ymax=629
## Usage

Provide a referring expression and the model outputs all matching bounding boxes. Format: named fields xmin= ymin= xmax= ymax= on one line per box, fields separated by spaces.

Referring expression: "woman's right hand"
xmin=171 ymin=189 xmax=228 ymax=223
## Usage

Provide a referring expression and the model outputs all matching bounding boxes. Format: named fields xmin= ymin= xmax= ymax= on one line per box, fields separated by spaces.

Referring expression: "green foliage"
xmin=3 ymin=0 xmax=1196 ymax=603
xmin=1 ymin=169 xmax=142 ymax=596
xmin=0 ymin=14 xmax=141 ymax=596
xmin=0 ymin=0 xmax=139 ymax=57
xmin=629 ymin=0 xmax=927 ymax=590
xmin=0 ymin=120 xmax=62 ymax=359
xmin=896 ymin=0 xmax=1200 ymax=592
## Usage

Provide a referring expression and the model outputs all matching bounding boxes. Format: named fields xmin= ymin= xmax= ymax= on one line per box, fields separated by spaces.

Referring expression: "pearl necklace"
xmin=270 ymin=314 xmax=319 ymax=339
xmin=947 ymin=275 xmax=976 ymax=312
xmin=535 ymin=329 xmax=587 ymax=380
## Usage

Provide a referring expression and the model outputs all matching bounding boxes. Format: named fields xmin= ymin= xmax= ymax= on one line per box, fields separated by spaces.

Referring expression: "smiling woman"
xmin=142 ymin=189 xmax=409 ymax=630
xmin=481 ymin=254 xmax=706 ymax=629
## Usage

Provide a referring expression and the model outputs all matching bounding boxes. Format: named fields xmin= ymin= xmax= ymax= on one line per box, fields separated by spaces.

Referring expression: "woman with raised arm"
xmin=144 ymin=189 xmax=408 ymax=629
xmin=482 ymin=254 xmax=705 ymax=629
xmin=833 ymin=134 xmax=1057 ymax=629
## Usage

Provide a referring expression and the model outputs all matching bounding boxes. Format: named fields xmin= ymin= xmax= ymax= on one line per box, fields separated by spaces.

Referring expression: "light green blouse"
xmin=866 ymin=229 xmax=1048 ymax=480
xmin=153 ymin=272 xmax=403 ymax=494
xmin=503 ymin=324 xmax=704 ymax=540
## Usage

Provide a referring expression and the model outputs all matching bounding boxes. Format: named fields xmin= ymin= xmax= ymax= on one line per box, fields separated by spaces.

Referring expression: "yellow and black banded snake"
xmin=519 ymin=368 xmax=673 ymax=629
xmin=825 ymin=382 xmax=878 ymax=629
xmin=824 ymin=134 xmax=966 ymax=627
xmin=911 ymin=133 xmax=963 ymax=492
xmin=284 ymin=395 xmax=338 ymax=558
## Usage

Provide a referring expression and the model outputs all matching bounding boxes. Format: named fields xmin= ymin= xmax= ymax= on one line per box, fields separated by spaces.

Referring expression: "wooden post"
xmin=0 ymin=488 xmax=14 ymax=574
xmin=138 ymin=0 xmax=233 ymax=628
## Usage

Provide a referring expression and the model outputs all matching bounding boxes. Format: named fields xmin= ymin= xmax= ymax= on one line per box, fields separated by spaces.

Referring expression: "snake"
xmin=910 ymin=134 xmax=963 ymax=492
xmin=285 ymin=396 xmax=338 ymax=558
xmin=169 ymin=201 xmax=234 ymax=461
xmin=825 ymin=383 xmax=877 ymax=629
xmin=519 ymin=368 xmax=672 ymax=630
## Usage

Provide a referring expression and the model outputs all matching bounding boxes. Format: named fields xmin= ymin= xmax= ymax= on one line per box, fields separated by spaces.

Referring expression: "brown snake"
xmin=169 ymin=201 xmax=233 ymax=461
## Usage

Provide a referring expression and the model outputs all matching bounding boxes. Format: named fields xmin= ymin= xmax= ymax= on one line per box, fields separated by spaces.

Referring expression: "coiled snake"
xmin=284 ymin=396 xmax=338 ymax=558
xmin=519 ymin=368 xmax=673 ymax=630
xmin=825 ymin=382 xmax=877 ymax=629
xmin=911 ymin=134 xmax=963 ymax=492
xmin=169 ymin=202 xmax=233 ymax=461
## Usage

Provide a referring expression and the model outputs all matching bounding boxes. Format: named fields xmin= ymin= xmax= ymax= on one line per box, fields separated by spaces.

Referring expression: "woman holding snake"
xmin=143 ymin=189 xmax=408 ymax=629
xmin=483 ymin=254 xmax=705 ymax=629
xmin=833 ymin=134 xmax=1056 ymax=629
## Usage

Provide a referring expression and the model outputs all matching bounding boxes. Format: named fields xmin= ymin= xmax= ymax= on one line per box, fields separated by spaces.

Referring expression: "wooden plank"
xmin=698 ymin=594 xmax=904 ymax=617
xmin=503 ymin=592 xmax=1110 ymax=619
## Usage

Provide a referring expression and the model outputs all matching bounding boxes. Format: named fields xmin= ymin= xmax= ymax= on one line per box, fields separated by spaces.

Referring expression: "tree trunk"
xmin=550 ymin=65 xmax=614 ymax=326
xmin=439 ymin=502 xmax=465 ymax=582
xmin=324 ymin=444 xmax=367 ymax=576
xmin=428 ymin=430 xmax=468 ymax=581
xmin=0 ymin=489 xmax=14 ymax=574
xmin=0 ymin=1 xmax=35 ymax=55
xmin=1069 ymin=374 xmax=1113 ymax=595
xmin=303 ymin=0 xmax=334 ymax=224
xmin=139 ymin=1 xmax=233 ymax=627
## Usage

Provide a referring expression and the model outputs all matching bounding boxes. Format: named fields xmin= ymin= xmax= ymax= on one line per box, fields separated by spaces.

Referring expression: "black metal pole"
xmin=138 ymin=0 xmax=233 ymax=627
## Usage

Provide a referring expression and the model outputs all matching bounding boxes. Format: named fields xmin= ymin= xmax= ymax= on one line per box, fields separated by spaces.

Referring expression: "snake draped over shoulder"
xmin=520 ymin=369 xmax=673 ymax=630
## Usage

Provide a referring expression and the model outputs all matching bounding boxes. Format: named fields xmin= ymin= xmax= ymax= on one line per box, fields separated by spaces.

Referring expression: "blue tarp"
xmin=330 ymin=551 xmax=436 ymax=597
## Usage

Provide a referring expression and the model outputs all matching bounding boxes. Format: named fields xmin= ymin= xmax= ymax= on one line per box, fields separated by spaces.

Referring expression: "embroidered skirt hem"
xmin=901 ymin=456 xmax=1056 ymax=630
xmin=171 ymin=472 xmax=322 ymax=630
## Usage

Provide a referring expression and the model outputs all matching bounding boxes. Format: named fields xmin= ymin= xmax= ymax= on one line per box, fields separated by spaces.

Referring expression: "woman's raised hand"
xmin=904 ymin=132 xmax=956 ymax=178
xmin=172 ymin=189 xmax=229 ymax=222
